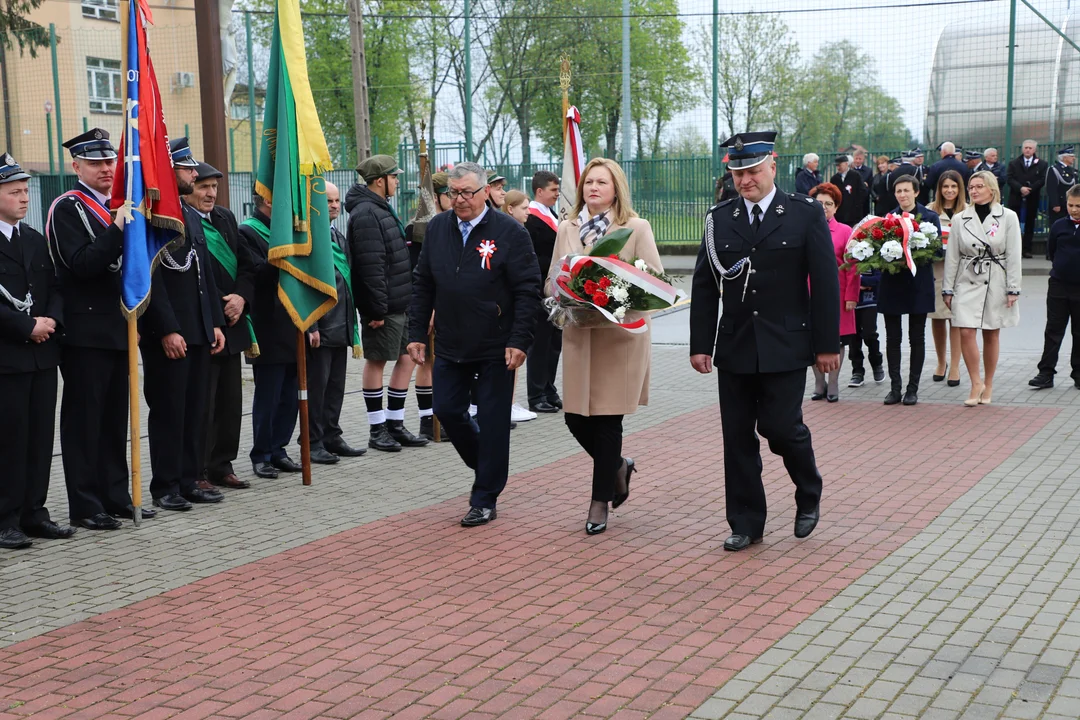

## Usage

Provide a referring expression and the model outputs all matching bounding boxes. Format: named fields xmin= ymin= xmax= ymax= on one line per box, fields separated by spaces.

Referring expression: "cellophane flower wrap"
xmin=546 ymin=228 xmax=685 ymax=333
xmin=842 ymin=212 xmax=941 ymax=276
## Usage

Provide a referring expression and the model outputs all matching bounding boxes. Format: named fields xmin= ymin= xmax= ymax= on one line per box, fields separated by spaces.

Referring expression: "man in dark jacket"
xmin=1007 ymin=139 xmax=1045 ymax=258
xmin=188 ymin=162 xmax=256 ymax=490
xmin=925 ymin=141 xmax=972 ymax=196
xmin=1030 ymin=185 xmax=1080 ymax=389
xmin=829 ymin=154 xmax=867 ymax=227
xmin=347 ymin=154 xmax=427 ymax=451
xmin=975 ymin=148 xmax=1008 ymax=192
xmin=851 ymin=150 xmax=873 ymax=215
xmin=794 ymin=153 xmax=821 ymax=195
xmin=524 ymin=170 xmax=562 ymax=413
xmin=139 ymin=139 xmax=227 ymax=511
xmin=690 ymin=132 xmax=840 ymax=552
xmin=1045 ymin=146 xmax=1078 ymax=228
xmin=407 ymin=162 xmax=542 ymax=527
xmin=305 ymin=181 xmax=366 ymax=462
xmin=0 ymin=153 xmax=74 ymax=549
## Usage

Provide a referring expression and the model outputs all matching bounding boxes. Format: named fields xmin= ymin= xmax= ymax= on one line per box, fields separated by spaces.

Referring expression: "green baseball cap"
xmin=432 ymin=171 xmax=449 ymax=193
xmin=357 ymin=154 xmax=403 ymax=183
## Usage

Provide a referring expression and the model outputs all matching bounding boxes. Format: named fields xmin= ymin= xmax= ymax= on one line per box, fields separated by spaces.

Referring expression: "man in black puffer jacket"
xmin=346 ymin=155 xmax=428 ymax=452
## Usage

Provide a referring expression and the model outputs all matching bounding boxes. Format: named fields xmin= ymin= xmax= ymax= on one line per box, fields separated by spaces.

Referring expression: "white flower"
xmin=918 ymin=222 xmax=938 ymax=237
xmin=849 ymin=240 xmax=875 ymax=261
xmin=611 ymin=286 xmax=630 ymax=303
xmin=880 ymin=240 xmax=904 ymax=262
xmin=634 ymin=258 xmax=649 ymax=271
xmin=909 ymin=232 xmax=929 ymax=249
xmin=613 ymin=306 xmax=627 ymax=320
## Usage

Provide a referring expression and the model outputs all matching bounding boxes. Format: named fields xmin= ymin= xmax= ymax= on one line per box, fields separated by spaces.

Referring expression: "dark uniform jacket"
xmin=139 ymin=204 xmax=225 ymax=345
xmin=689 ymin=190 xmax=841 ymax=375
xmin=344 ymin=184 xmax=411 ymax=320
xmin=829 ymin=169 xmax=868 ymax=227
xmin=1006 ymin=155 xmax=1045 ymax=210
xmin=975 ymin=161 xmax=1008 ymax=192
xmin=316 ymin=226 xmax=356 ymax=348
xmin=1048 ymin=217 xmax=1080 ymax=283
xmin=888 ymin=163 xmax=930 ymax=205
xmin=239 ymin=209 xmax=297 ymax=365
xmin=1046 ymin=162 xmax=1078 ymax=219
xmin=0 ymin=224 xmax=63 ymax=373
xmin=47 ymin=181 xmax=126 ymax=350
xmin=409 ymin=209 xmax=542 ymax=363
xmin=524 ymin=211 xmax=558 ymax=278
xmin=871 ymin=172 xmax=893 ymax=216
xmin=925 ymin=156 xmax=972 ymax=195
xmin=876 ymin=204 xmax=941 ymax=316
xmin=200 ymin=204 xmax=255 ymax=356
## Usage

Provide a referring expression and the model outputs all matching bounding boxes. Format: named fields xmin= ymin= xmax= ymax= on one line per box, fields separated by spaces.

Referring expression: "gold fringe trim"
xmin=352 ymin=344 xmax=362 ymax=359
xmin=245 ymin=342 xmax=261 ymax=359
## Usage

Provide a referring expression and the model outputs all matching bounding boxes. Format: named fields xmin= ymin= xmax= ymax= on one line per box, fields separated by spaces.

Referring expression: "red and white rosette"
xmin=549 ymin=254 xmax=684 ymax=333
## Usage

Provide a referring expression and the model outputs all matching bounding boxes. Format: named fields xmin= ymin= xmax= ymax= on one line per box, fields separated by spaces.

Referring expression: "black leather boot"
xmin=368 ymin=423 xmax=402 ymax=452
xmin=419 ymin=416 xmax=435 ymax=441
xmin=386 ymin=419 xmax=429 ymax=447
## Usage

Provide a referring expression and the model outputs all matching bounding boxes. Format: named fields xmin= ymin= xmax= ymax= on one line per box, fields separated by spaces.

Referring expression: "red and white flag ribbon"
xmin=477 ymin=239 xmax=496 ymax=269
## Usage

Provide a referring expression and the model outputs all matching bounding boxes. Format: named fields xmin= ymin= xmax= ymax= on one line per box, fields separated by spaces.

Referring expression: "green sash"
xmin=330 ymin=238 xmax=362 ymax=357
xmin=240 ymin=216 xmax=271 ymax=242
xmin=203 ymin=217 xmax=259 ymax=357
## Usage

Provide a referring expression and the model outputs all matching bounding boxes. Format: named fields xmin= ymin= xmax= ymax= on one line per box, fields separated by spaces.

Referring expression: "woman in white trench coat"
xmin=942 ymin=170 xmax=1022 ymax=406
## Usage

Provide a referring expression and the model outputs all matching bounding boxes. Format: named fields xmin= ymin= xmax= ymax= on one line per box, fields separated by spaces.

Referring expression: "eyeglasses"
xmin=447 ymin=187 xmax=484 ymax=200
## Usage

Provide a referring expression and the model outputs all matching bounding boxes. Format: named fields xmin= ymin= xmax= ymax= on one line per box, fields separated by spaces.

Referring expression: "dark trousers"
xmin=250 ymin=362 xmax=298 ymax=464
xmin=203 ymin=352 xmax=243 ymax=481
xmin=432 ymin=356 xmax=514 ymax=509
xmin=142 ymin=342 xmax=210 ymax=499
xmin=848 ymin=306 xmax=882 ymax=373
xmin=1015 ymin=195 xmax=1040 ymax=253
xmin=716 ymin=369 xmax=822 ymax=538
xmin=1037 ymin=278 xmax=1080 ymax=379
xmin=564 ymin=413 xmax=624 ymax=502
xmin=307 ymin=345 xmax=347 ymax=449
xmin=0 ymin=369 xmax=57 ymax=531
xmin=527 ymin=312 xmax=562 ymax=406
xmin=884 ymin=313 xmax=927 ymax=392
xmin=60 ymin=346 xmax=131 ymax=520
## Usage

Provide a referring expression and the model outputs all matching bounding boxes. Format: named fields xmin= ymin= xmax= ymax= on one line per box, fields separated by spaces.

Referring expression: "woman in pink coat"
xmin=810 ymin=183 xmax=859 ymax=401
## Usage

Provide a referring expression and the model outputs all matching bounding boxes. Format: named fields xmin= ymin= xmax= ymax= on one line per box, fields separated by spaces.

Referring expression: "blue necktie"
xmin=460 ymin=220 xmax=472 ymax=245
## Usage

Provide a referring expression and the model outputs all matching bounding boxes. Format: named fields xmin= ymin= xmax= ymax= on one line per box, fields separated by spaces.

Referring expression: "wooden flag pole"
xmin=127 ymin=316 xmax=142 ymax=525
xmin=429 ymin=328 xmax=441 ymax=443
xmin=297 ymin=329 xmax=312 ymax=485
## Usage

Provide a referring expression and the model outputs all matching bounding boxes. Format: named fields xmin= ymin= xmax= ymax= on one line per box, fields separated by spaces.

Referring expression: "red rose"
xmin=883 ymin=215 xmax=897 ymax=229
xmin=854 ymin=231 xmax=867 ymax=240
xmin=592 ymin=292 xmax=609 ymax=307
xmin=584 ymin=280 xmax=599 ymax=295
xmin=598 ymin=276 xmax=611 ymax=290
xmin=871 ymin=227 xmax=884 ymax=240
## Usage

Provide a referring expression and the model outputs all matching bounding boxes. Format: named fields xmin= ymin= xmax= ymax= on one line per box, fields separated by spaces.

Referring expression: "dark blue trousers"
xmin=433 ymin=356 xmax=514 ymax=510
xmin=250 ymin=363 xmax=298 ymax=465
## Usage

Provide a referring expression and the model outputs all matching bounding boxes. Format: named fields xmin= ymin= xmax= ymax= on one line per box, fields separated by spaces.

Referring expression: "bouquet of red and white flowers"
xmin=547 ymin=229 xmax=685 ymax=333
xmin=843 ymin=212 xmax=941 ymax=275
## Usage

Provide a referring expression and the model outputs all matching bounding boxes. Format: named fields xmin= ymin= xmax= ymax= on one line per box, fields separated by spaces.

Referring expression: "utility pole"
xmin=348 ymin=0 xmax=372 ymax=163
xmin=194 ymin=0 xmax=230 ymax=206
xmin=621 ymin=0 xmax=631 ymax=161
xmin=1004 ymin=0 xmax=1017 ymax=160
xmin=464 ymin=0 xmax=473 ymax=159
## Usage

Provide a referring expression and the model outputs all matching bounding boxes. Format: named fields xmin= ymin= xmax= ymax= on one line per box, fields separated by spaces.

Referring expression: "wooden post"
xmin=127 ymin=316 xmax=142 ymax=524
xmin=194 ymin=0 xmax=230 ymax=207
xmin=296 ymin=329 xmax=312 ymax=485
xmin=347 ymin=0 xmax=372 ymax=162
xmin=429 ymin=329 xmax=441 ymax=443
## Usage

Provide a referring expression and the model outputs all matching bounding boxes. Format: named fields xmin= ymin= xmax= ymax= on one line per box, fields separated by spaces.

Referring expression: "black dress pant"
xmin=849 ymin=306 xmax=882 ymax=373
xmin=0 ymin=369 xmax=57 ymax=531
xmin=716 ymin=369 xmax=823 ymax=539
xmin=1037 ymin=278 xmax=1080 ymax=379
xmin=432 ymin=356 xmax=514 ymax=510
xmin=527 ymin=311 xmax=562 ymax=406
xmin=884 ymin=313 xmax=927 ymax=392
xmin=60 ymin=346 xmax=132 ymax=520
xmin=564 ymin=413 xmax=624 ymax=502
xmin=307 ymin=345 xmax=348 ymax=449
xmin=203 ymin=352 xmax=243 ymax=481
xmin=250 ymin=363 xmax=298 ymax=464
xmin=142 ymin=342 xmax=210 ymax=499
xmin=1016 ymin=195 xmax=1040 ymax=253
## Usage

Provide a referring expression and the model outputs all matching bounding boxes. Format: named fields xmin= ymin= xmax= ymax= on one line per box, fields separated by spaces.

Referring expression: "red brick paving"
xmin=0 ymin=402 xmax=1055 ymax=719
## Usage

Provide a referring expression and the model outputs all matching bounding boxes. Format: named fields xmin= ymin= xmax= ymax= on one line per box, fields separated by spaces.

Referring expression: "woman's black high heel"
xmin=612 ymin=458 xmax=635 ymax=509
xmin=585 ymin=520 xmax=607 ymax=535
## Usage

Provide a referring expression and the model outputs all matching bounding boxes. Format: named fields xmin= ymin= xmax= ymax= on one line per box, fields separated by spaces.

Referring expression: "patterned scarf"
xmin=578 ymin=208 xmax=610 ymax=247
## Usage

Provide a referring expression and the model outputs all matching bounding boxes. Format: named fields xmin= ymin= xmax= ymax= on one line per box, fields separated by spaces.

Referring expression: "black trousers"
xmin=716 ymin=369 xmax=823 ymax=538
xmin=307 ymin=345 xmax=348 ymax=449
xmin=883 ymin=313 xmax=927 ymax=392
xmin=142 ymin=342 xmax=210 ymax=499
xmin=527 ymin=311 xmax=562 ymax=406
xmin=848 ymin=306 xmax=882 ymax=373
xmin=60 ymin=346 xmax=132 ymax=520
xmin=1015 ymin=195 xmax=1040 ymax=253
xmin=250 ymin=363 xmax=298 ymax=464
xmin=432 ymin=356 xmax=514 ymax=510
xmin=0 ymin=369 xmax=57 ymax=531
xmin=203 ymin=352 xmax=243 ymax=481
xmin=1037 ymin=279 xmax=1080 ymax=379
xmin=564 ymin=413 xmax=624 ymax=502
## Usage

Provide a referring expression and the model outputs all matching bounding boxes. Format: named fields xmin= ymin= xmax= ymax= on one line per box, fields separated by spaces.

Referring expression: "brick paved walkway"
xmin=0 ymin=396 xmax=1054 ymax=718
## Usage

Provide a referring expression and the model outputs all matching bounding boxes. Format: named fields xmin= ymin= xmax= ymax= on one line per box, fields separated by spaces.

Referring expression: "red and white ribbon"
xmin=477 ymin=239 xmax=496 ymax=269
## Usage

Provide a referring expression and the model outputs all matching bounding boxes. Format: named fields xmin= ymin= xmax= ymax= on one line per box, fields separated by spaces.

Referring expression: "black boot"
xmin=419 ymin=416 xmax=435 ymax=441
xmin=884 ymin=384 xmax=903 ymax=405
xmin=368 ymin=423 xmax=402 ymax=452
xmin=386 ymin=419 xmax=429 ymax=447
xmin=903 ymin=380 xmax=919 ymax=405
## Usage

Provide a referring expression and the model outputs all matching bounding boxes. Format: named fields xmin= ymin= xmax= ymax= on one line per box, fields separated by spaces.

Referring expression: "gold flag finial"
xmin=559 ymin=56 xmax=571 ymax=91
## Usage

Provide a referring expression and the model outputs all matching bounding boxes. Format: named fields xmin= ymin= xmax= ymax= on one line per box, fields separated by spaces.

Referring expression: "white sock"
xmin=418 ymin=408 xmax=434 ymax=418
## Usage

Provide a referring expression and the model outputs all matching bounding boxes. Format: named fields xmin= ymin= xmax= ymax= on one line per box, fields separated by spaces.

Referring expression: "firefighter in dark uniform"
xmin=47 ymin=128 xmax=152 ymax=529
xmin=139 ymin=138 xmax=227 ymax=511
xmin=0 ymin=153 xmax=74 ymax=549
xmin=1046 ymin=146 xmax=1078 ymax=228
xmin=689 ymin=132 xmax=841 ymax=552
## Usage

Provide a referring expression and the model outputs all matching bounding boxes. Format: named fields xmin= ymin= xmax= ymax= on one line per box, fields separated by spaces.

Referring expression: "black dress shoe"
xmin=794 ymin=506 xmax=820 ymax=538
xmin=585 ymin=521 xmax=607 ymax=535
xmin=550 ymin=397 xmax=563 ymax=409
xmin=811 ymin=392 xmax=826 ymax=401
xmin=272 ymin=455 xmax=302 ymax=472
xmin=369 ymin=424 xmax=403 ymax=452
xmin=24 ymin=520 xmax=76 ymax=539
xmin=253 ymin=462 xmax=279 ymax=479
xmin=529 ymin=401 xmax=559 ymax=413
xmin=110 ymin=507 xmax=157 ymax=520
xmin=325 ymin=440 xmax=367 ymax=457
xmin=723 ymin=534 xmax=762 ymax=551
xmin=310 ymin=448 xmax=340 ymax=464
xmin=827 ymin=395 xmax=839 ymax=403
xmin=902 ymin=390 xmax=918 ymax=406
xmin=1029 ymin=374 xmax=1054 ymax=389
xmin=612 ymin=458 xmax=635 ymax=509
xmin=460 ymin=507 xmax=497 ymax=527
xmin=0 ymin=528 xmax=32 ymax=549
xmin=75 ymin=512 xmax=123 ymax=530
xmin=153 ymin=494 xmax=193 ymax=511
xmin=386 ymin=420 xmax=429 ymax=447
xmin=183 ymin=488 xmax=224 ymax=504
xmin=884 ymin=389 xmax=902 ymax=405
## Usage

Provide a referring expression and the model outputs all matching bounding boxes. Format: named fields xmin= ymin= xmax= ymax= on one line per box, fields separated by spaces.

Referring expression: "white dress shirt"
xmin=742 ymin=185 xmax=778 ymax=225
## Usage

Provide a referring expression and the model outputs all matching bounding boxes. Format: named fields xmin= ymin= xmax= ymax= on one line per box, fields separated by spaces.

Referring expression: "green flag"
xmin=255 ymin=0 xmax=337 ymax=331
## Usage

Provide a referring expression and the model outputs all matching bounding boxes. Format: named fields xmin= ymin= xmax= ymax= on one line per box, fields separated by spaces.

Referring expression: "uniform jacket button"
xmin=751 ymin=289 xmax=757 ymax=294
xmin=752 ymin=311 xmax=759 ymax=316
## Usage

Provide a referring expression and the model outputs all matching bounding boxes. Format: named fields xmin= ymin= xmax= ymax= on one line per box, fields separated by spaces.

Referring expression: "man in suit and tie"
xmin=1007 ymin=139 xmax=1045 ymax=259
xmin=690 ymin=132 xmax=840 ymax=551
xmin=0 ymin=153 xmax=74 ymax=549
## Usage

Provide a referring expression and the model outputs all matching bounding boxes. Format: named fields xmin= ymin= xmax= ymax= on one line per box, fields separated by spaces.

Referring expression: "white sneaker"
xmin=511 ymin=403 xmax=537 ymax=422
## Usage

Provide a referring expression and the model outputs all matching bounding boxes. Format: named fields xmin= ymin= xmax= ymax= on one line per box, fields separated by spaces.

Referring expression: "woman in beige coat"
xmin=943 ymin=170 xmax=1022 ymax=406
xmin=550 ymin=158 xmax=663 ymax=535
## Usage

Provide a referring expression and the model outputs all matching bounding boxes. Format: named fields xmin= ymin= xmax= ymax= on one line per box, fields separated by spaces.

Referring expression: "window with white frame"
xmin=86 ymin=57 xmax=123 ymax=114
xmin=81 ymin=0 xmax=119 ymax=22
